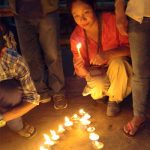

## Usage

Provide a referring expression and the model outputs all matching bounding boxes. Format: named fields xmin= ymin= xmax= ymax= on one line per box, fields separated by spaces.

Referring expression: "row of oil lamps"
xmin=40 ymin=109 xmax=104 ymax=150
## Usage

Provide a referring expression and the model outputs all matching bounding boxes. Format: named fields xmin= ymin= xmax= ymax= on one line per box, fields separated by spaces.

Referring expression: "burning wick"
xmin=58 ymin=124 xmax=65 ymax=134
xmin=92 ymin=141 xmax=104 ymax=149
xmin=50 ymin=130 xmax=60 ymax=141
xmin=64 ymin=117 xmax=73 ymax=127
xmin=43 ymin=134 xmax=55 ymax=146
xmin=89 ymin=133 xmax=100 ymax=141
xmin=76 ymin=42 xmax=82 ymax=58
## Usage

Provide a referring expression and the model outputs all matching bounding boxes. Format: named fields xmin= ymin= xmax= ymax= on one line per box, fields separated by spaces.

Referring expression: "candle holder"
xmin=92 ymin=141 xmax=104 ymax=149
xmin=87 ymin=127 xmax=96 ymax=133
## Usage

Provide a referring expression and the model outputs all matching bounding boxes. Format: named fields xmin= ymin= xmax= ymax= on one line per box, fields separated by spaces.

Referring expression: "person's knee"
xmin=0 ymin=79 xmax=22 ymax=107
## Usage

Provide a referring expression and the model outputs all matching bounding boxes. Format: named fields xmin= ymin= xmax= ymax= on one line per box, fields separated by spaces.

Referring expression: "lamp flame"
xmin=43 ymin=134 xmax=55 ymax=145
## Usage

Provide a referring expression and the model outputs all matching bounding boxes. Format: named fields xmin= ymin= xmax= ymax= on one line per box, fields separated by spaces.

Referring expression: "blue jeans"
xmin=14 ymin=12 xmax=65 ymax=94
xmin=0 ymin=79 xmax=23 ymax=131
xmin=129 ymin=17 xmax=150 ymax=117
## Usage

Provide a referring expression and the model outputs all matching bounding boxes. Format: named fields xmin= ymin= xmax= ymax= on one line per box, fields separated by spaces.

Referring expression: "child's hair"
xmin=0 ymin=24 xmax=6 ymax=52
xmin=69 ymin=0 xmax=96 ymax=12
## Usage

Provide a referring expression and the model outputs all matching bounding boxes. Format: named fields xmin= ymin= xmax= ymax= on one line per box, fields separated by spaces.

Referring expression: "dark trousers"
xmin=14 ymin=12 xmax=65 ymax=95
xmin=0 ymin=79 xmax=23 ymax=131
xmin=129 ymin=17 xmax=150 ymax=117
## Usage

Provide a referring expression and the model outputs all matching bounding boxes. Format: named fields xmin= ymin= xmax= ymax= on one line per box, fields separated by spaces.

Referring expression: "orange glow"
xmin=40 ymin=146 xmax=49 ymax=150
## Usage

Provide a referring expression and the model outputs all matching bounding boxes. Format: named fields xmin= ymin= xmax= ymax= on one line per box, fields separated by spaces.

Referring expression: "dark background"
xmin=0 ymin=0 xmax=116 ymax=76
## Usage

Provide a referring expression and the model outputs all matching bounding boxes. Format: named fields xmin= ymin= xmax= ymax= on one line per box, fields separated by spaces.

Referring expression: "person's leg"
xmin=83 ymin=70 xmax=110 ymax=100
xmin=39 ymin=12 xmax=65 ymax=93
xmin=39 ymin=12 xmax=67 ymax=109
xmin=0 ymin=79 xmax=23 ymax=131
xmin=123 ymin=17 xmax=150 ymax=136
xmin=107 ymin=57 xmax=132 ymax=102
xmin=129 ymin=17 xmax=150 ymax=118
xmin=0 ymin=79 xmax=36 ymax=137
xmin=106 ymin=57 xmax=132 ymax=116
xmin=14 ymin=16 xmax=50 ymax=101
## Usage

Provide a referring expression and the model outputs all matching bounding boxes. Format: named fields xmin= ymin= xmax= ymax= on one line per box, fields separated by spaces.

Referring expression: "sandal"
xmin=17 ymin=122 xmax=36 ymax=138
xmin=123 ymin=120 xmax=145 ymax=136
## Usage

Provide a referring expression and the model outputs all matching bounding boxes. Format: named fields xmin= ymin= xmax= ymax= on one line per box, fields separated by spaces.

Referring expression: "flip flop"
xmin=123 ymin=121 xmax=145 ymax=137
xmin=17 ymin=122 xmax=36 ymax=138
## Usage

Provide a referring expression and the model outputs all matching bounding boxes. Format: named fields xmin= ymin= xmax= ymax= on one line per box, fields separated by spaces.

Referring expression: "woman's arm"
xmin=90 ymin=45 xmax=130 ymax=66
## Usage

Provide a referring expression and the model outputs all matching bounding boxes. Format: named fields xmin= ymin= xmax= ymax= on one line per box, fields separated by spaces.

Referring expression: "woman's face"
xmin=71 ymin=1 xmax=96 ymax=30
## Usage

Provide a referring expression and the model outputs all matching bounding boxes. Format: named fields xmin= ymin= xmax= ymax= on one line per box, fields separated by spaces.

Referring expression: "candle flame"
xmin=72 ymin=114 xmax=80 ymax=121
xmin=43 ymin=134 xmax=55 ymax=145
xmin=89 ymin=133 xmax=100 ymax=141
xmin=77 ymin=42 xmax=82 ymax=50
xmin=64 ymin=117 xmax=73 ymax=127
xmin=80 ymin=117 xmax=91 ymax=125
xmin=50 ymin=130 xmax=60 ymax=141
xmin=58 ymin=124 xmax=65 ymax=133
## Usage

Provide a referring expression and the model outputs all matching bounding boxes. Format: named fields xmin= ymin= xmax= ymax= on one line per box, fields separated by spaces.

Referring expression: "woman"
xmin=70 ymin=0 xmax=132 ymax=116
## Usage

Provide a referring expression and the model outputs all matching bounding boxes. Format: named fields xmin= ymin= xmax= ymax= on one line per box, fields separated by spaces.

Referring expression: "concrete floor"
xmin=0 ymin=76 xmax=150 ymax=150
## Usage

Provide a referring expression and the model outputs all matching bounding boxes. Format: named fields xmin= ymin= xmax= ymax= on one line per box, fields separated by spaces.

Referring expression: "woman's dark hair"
xmin=69 ymin=0 xmax=96 ymax=12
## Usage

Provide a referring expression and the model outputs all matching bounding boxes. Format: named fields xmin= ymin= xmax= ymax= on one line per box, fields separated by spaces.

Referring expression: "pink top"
xmin=70 ymin=12 xmax=129 ymax=77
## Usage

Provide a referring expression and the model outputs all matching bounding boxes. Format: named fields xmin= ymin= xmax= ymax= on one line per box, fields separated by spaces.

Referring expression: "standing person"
xmin=115 ymin=0 xmax=150 ymax=136
xmin=8 ymin=0 xmax=67 ymax=109
xmin=0 ymin=28 xmax=39 ymax=138
xmin=70 ymin=0 xmax=132 ymax=116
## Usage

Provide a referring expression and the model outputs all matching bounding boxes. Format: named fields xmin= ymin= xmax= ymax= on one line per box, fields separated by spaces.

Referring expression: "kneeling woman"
xmin=70 ymin=0 xmax=132 ymax=116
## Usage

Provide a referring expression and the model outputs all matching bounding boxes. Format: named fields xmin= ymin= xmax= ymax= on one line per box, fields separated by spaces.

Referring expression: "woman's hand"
xmin=74 ymin=58 xmax=89 ymax=77
xmin=90 ymin=52 xmax=108 ymax=66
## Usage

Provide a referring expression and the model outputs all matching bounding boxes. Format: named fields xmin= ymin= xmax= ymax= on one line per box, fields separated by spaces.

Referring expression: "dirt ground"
xmin=0 ymin=77 xmax=150 ymax=150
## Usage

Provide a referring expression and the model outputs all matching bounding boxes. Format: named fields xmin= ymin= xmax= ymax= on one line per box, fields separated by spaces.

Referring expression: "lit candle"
xmin=87 ymin=127 xmax=95 ymax=133
xmin=92 ymin=141 xmax=104 ymax=149
xmin=43 ymin=134 xmax=55 ymax=146
xmin=80 ymin=117 xmax=91 ymax=126
xmin=57 ymin=124 xmax=65 ymax=134
xmin=64 ymin=117 xmax=73 ymax=127
xmin=71 ymin=114 xmax=80 ymax=122
xmin=82 ymin=113 xmax=91 ymax=120
xmin=50 ymin=130 xmax=60 ymax=141
xmin=79 ymin=109 xmax=86 ymax=116
xmin=40 ymin=146 xmax=49 ymax=150
xmin=89 ymin=133 xmax=100 ymax=141
xmin=76 ymin=42 xmax=82 ymax=58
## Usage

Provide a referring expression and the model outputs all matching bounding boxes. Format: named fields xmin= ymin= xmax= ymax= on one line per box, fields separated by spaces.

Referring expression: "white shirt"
xmin=126 ymin=0 xmax=150 ymax=23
